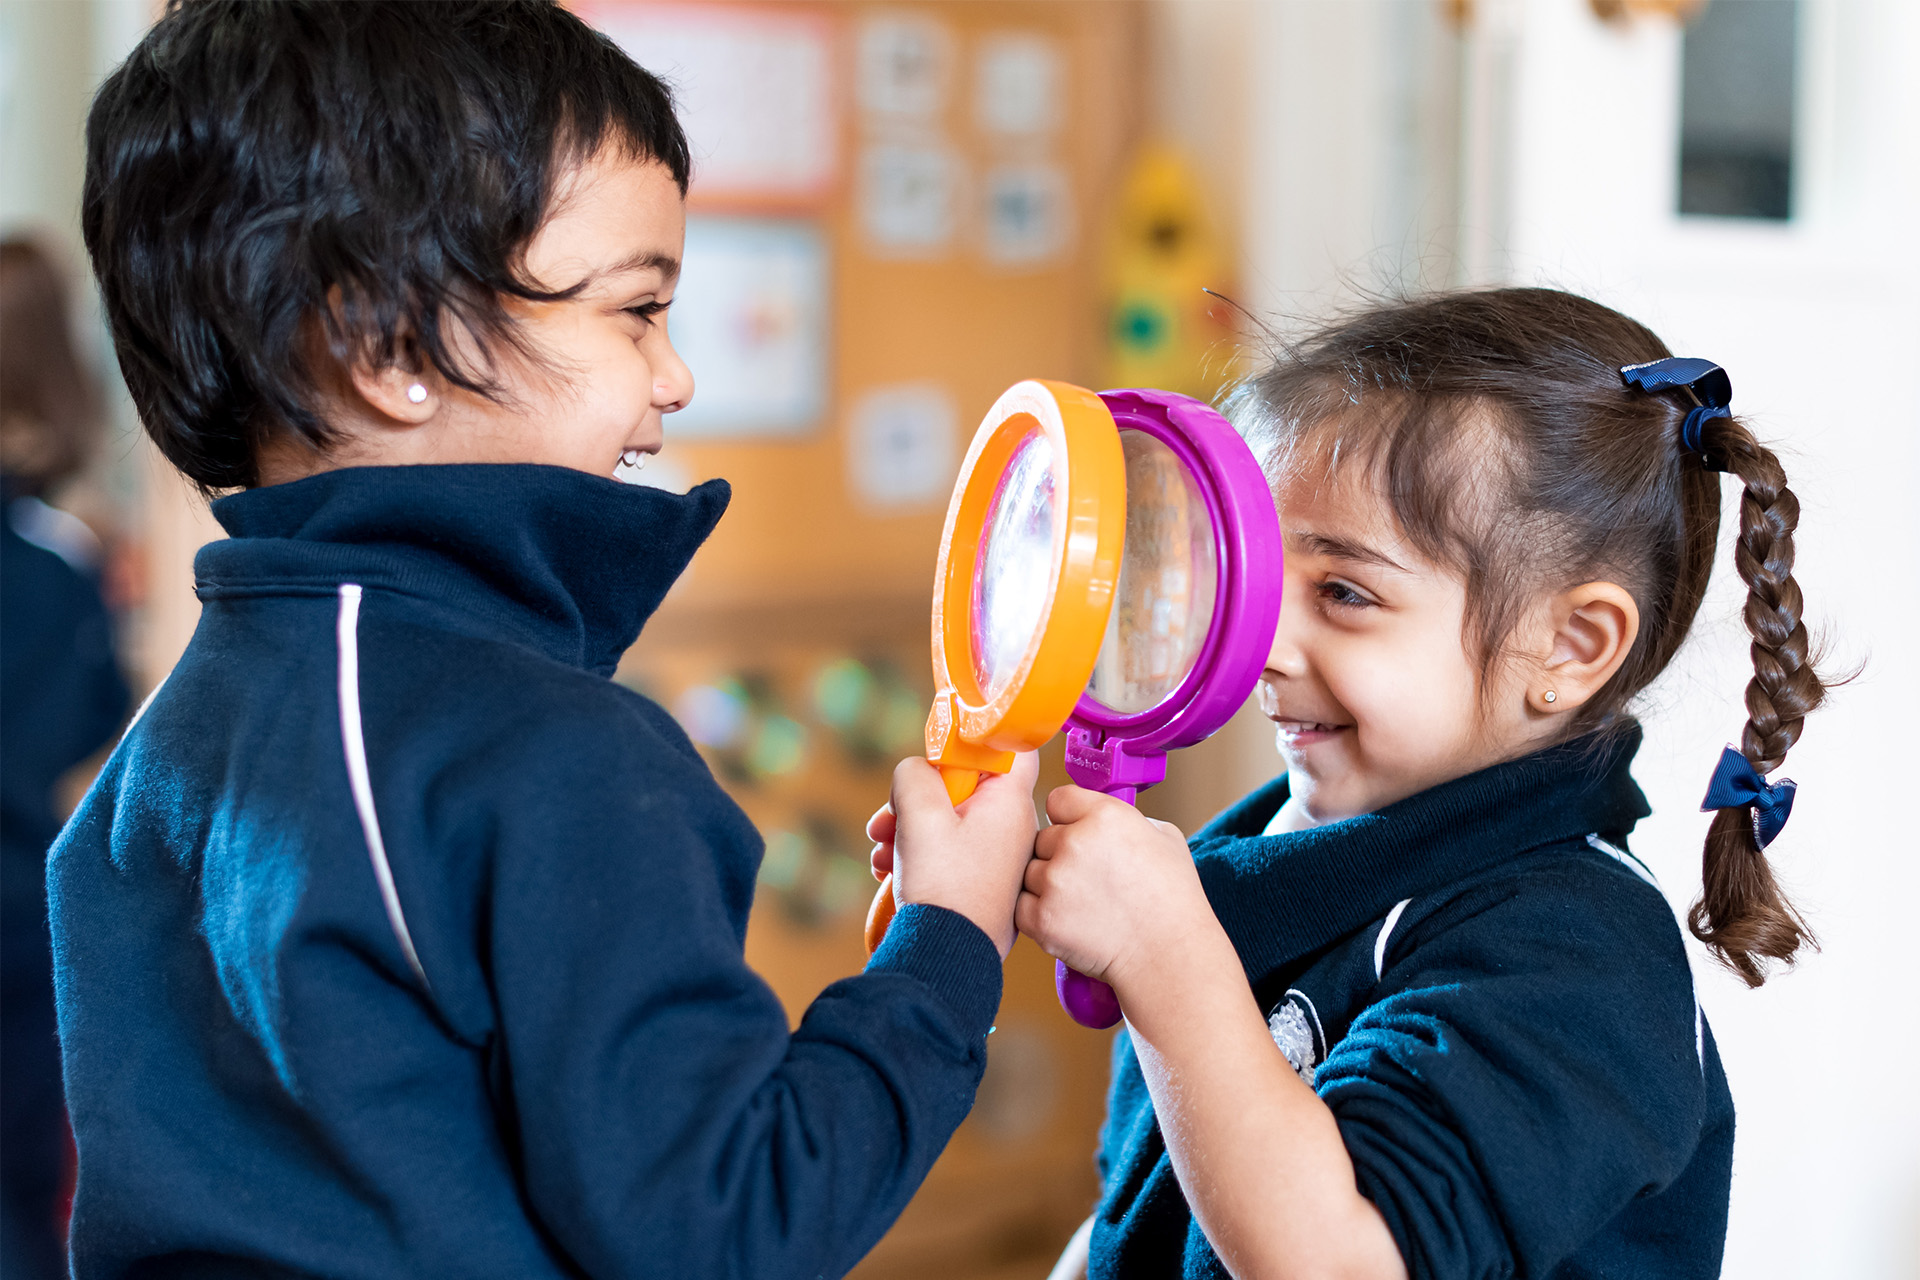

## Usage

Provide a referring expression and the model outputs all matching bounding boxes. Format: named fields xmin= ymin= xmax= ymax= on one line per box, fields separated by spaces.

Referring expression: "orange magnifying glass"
xmin=865 ymin=379 xmax=1127 ymax=953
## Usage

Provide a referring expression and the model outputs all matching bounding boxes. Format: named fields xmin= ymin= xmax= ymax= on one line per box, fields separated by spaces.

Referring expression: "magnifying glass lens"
xmin=971 ymin=428 xmax=1057 ymax=702
xmin=1087 ymin=429 xmax=1218 ymax=714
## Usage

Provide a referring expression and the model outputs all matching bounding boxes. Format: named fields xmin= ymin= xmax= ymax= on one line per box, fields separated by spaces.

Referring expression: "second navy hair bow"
xmin=1700 ymin=745 xmax=1796 ymax=850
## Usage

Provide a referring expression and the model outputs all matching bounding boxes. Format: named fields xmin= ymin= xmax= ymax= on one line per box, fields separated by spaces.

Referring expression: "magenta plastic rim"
xmin=1055 ymin=388 xmax=1285 ymax=1031
xmin=1068 ymin=389 xmax=1283 ymax=753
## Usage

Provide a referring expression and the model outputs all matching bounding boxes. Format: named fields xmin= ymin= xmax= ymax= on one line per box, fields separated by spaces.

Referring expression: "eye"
xmin=1316 ymin=578 xmax=1376 ymax=610
xmin=624 ymin=299 xmax=671 ymax=327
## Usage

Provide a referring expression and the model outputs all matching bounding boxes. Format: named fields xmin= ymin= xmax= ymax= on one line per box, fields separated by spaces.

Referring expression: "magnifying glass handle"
xmin=1057 ymin=964 xmax=1123 ymax=1029
xmin=863 ymin=763 xmax=987 ymax=955
xmin=864 ymin=874 xmax=899 ymax=955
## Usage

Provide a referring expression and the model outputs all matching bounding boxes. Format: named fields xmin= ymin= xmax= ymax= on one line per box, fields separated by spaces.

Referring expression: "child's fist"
xmin=887 ymin=753 xmax=1040 ymax=959
xmin=1016 ymin=786 xmax=1211 ymax=993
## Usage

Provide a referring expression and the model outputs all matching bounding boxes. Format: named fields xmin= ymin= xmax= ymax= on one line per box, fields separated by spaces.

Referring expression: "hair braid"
xmin=1688 ymin=418 xmax=1825 ymax=986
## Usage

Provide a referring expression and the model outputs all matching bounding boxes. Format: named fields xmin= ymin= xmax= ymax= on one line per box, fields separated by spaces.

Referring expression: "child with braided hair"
xmin=1011 ymin=287 xmax=1828 ymax=1279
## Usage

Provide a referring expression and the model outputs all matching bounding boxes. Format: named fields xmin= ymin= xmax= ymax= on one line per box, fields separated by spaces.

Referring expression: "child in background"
xmin=53 ymin=3 xmax=1035 ymax=1277
xmin=1 ymin=240 xmax=129 ymax=1280
xmin=1013 ymin=289 xmax=1825 ymax=1278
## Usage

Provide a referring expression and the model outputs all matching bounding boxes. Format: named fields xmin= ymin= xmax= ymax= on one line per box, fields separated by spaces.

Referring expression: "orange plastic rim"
xmin=869 ymin=380 xmax=1126 ymax=958
xmin=928 ymin=379 xmax=1127 ymax=762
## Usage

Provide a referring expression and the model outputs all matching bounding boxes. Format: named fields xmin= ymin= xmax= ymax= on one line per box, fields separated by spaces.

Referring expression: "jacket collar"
xmin=196 ymin=464 xmax=729 ymax=677
xmin=1192 ymin=726 xmax=1650 ymax=984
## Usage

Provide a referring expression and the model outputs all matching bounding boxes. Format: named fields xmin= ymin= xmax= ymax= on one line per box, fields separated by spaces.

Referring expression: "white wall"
xmin=1162 ymin=0 xmax=1920 ymax=1274
xmin=1499 ymin=3 xmax=1920 ymax=1276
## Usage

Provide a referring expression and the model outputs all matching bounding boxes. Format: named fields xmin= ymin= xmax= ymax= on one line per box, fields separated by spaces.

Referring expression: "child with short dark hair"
xmin=53 ymin=3 xmax=1036 ymax=1276
xmin=1011 ymin=288 xmax=1827 ymax=1278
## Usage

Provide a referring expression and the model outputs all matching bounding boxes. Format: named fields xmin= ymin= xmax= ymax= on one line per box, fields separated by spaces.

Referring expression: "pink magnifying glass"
xmin=1053 ymin=388 xmax=1285 ymax=1029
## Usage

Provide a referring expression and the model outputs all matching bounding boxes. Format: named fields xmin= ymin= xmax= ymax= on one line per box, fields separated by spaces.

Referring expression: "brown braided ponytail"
xmin=1690 ymin=418 xmax=1826 ymax=985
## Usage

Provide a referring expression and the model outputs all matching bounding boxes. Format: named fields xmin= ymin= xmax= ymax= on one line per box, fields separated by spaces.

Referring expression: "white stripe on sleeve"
xmin=336 ymin=584 xmax=428 ymax=989
xmin=1374 ymin=897 xmax=1413 ymax=982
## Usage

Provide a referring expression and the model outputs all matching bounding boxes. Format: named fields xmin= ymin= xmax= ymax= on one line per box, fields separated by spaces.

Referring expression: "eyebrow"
xmin=1291 ymin=530 xmax=1410 ymax=574
xmin=600 ymin=250 xmax=681 ymax=284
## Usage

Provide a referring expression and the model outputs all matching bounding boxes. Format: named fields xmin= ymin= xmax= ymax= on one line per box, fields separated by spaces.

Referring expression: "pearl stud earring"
xmin=1542 ymin=690 xmax=1558 ymax=705
xmin=406 ymin=383 xmax=428 ymax=404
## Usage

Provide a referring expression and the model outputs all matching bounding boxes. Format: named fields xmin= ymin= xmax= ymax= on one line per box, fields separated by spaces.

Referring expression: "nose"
xmin=1265 ymin=578 xmax=1309 ymax=679
xmin=652 ymin=334 xmax=694 ymax=415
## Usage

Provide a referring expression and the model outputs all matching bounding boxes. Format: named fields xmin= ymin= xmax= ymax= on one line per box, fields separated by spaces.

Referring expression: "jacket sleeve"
xmin=1314 ymin=861 xmax=1708 ymax=1280
xmin=478 ymin=707 xmax=1002 ymax=1280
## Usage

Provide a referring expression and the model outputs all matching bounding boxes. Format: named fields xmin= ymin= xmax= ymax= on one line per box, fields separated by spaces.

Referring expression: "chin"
xmin=1285 ymin=771 xmax=1372 ymax=824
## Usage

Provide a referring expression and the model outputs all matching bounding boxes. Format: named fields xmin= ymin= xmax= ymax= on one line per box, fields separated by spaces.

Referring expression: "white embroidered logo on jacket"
xmin=1266 ymin=989 xmax=1325 ymax=1086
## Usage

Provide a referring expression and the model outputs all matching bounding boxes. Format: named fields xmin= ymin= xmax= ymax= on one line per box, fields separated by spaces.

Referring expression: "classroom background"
xmin=2 ymin=0 xmax=1915 ymax=1276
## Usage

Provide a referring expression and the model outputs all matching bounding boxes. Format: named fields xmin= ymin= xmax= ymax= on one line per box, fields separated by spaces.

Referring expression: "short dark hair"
xmin=84 ymin=0 xmax=690 ymax=490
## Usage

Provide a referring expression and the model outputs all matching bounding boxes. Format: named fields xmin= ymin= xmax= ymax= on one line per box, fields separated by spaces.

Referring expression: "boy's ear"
xmin=1531 ymin=581 xmax=1640 ymax=715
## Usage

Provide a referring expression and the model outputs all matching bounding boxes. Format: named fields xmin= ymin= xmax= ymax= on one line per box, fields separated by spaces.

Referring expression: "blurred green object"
xmin=755 ymin=815 xmax=869 ymax=927
xmin=812 ymin=658 xmax=875 ymax=729
xmin=880 ymin=683 xmax=925 ymax=755
xmin=759 ymin=829 xmax=809 ymax=891
xmin=746 ymin=714 xmax=809 ymax=778
xmin=808 ymin=655 xmax=928 ymax=764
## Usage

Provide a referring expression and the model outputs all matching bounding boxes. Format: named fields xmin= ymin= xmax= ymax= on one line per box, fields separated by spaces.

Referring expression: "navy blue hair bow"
xmin=1619 ymin=357 xmax=1733 ymax=462
xmin=1700 ymin=745 xmax=1796 ymax=849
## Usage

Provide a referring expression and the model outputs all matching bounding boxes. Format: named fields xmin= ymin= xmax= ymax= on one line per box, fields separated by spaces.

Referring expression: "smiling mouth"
xmin=1273 ymin=720 xmax=1348 ymax=737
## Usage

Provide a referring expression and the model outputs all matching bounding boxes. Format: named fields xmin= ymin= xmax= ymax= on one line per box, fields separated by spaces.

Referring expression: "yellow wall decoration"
xmin=1100 ymin=143 xmax=1234 ymax=402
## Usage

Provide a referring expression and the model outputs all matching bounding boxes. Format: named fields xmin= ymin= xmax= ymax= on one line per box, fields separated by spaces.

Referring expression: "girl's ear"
xmin=347 ymin=348 xmax=438 ymax=425
xmin=1531 ymin=581 xmax=1640 ymax=714
xmin=313 ymin=288 xmax=438 ymax=426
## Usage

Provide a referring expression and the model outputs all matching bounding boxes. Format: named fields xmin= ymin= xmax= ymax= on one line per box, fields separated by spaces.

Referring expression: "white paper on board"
xmin=859 ymin=144 xmax=965 ymax=255
xmin=974 ymin=32 xmax=1064 ymax=137
xmin=667 ymin=218 xmax=829 ymax=438
xmin=592 ymin=5 xmax=837 ymax=202
xmin=847 ymin=383 xmax=959 ymax=508
xmin=982 ymin=163 xmax=1073 ymax=267
xmin=856 ymin=13 xmax=953 ymax=122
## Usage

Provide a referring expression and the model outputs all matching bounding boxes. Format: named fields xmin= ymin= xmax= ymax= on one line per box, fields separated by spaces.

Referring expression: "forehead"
xmin=1262 ymin=396 xmax=1510 ymax=572
xmin=524 ymin=150 xmax=686 ymax=283
xmin=1270 ymin=431 xmax=1400 ymax=543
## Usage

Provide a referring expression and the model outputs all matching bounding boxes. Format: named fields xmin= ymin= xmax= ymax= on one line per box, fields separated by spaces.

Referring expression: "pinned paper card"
xmin=974 ymin=33 xmax=1064 ymax=137
xmin=856 ymin=13 xmax=953 ymax=122
xmin=667 ymin=218 xmax=829 ymax=438
xmin=588 ymin=4 xmax=837 ymax=205
xmin=846 ymin=383 xmax=958 ymax=508
xmin=983 ymin=163 xmax=1072 ymax=267
xmin=859 ymin=144 xmax=964 ymax=255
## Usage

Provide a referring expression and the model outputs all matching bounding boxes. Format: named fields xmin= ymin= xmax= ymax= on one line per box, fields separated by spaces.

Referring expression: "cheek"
xmin=568 ymin=326 xmax=655 ymax=417
xmin=1326 ymin=630 xmax=1483 ymax=759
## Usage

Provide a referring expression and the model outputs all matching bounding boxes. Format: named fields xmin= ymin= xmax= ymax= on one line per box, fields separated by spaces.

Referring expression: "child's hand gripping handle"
xmin=863 ymin=707 xmax=1017 ymax=954
xmin=862 ymin=765 xmax=980 ymax=953
xmin=1053 ymin=731 xmax=1167 ymax=1029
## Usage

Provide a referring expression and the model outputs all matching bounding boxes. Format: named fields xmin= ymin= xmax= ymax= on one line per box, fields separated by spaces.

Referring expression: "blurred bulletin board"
xmin=574 ymin=0 xmax=1144 ymax=617
xmin=571 ymin=4 xmax=1148 ymax=1277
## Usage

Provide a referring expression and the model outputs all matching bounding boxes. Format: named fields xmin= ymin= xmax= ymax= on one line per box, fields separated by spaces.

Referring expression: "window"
xmin=1678 ymin=0 xmax=1799 ymax=220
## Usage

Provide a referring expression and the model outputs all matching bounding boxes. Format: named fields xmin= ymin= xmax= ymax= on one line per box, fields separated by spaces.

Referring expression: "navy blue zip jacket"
xmin=49 ymin=464 xmax=1004 ymax=1280
xmin=1093 ymin=730 xmax=1734 ymax=1279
